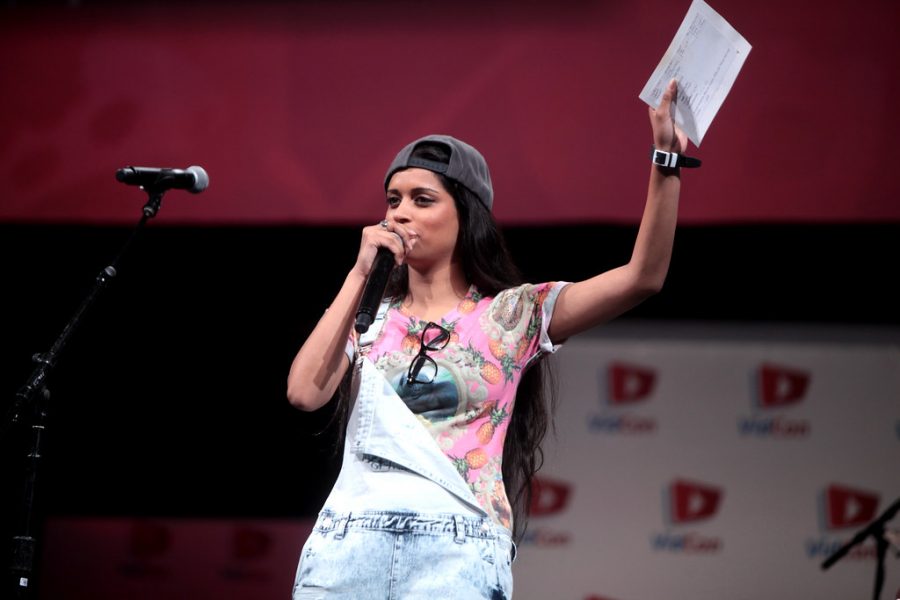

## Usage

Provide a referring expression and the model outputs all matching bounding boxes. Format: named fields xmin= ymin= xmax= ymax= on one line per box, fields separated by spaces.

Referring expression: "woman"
xmin=287 ymin=79 xmax=688 ymax=599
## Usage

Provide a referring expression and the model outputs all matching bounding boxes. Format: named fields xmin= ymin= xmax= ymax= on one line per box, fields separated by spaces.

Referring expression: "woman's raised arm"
xmin=549 ymin=79 xmax=688 ymax=342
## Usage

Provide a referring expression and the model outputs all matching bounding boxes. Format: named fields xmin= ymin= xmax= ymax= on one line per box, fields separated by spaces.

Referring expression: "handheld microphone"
xmin=355 ymin=247 xmax=395 ymax=334
xmin=116 ymin=165 xmax=209 ymax=193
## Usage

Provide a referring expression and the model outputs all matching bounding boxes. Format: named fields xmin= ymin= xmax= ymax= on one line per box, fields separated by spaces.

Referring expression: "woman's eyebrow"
xmin=386 ymin=186 xmax=441 ymax=195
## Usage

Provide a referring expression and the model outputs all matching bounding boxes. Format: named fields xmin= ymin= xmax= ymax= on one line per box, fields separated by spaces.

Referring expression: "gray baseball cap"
xmin=384 ymin=134 xmax=493 ymax=211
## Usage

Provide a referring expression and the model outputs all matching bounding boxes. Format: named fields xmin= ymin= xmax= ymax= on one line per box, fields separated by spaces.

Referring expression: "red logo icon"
xmin=608 ymin=362 xmax=656 ymax=404
xmin=824 ymin=484 xmax=879 ymax=530
xmin=129 ymin=521 xmax=172 ymax=558
xmin=758 ymin=363 xmax=810 ymax=408
xmin=530 ymin=477 xmax=573 ymax=517
xmin=233 ymin=527 xmax=272 ymax=560
xmin=669 ymin=479 xmax=723 ymax=524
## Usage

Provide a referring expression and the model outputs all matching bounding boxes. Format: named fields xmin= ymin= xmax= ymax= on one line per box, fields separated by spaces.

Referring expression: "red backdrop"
xmin=2 ymin=0 xmax=897 ymax=225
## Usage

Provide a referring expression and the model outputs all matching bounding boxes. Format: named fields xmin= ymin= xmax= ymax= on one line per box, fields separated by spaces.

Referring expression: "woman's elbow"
xmin=645 ymin=277 xmax=666 ymax=296
xmin=642 ymin=265 xmax=669 ymax=294
xmin=286 ymin=382 xmax=325 ymax=412
xmin=632 ymin=273 xmax=666 ymax=302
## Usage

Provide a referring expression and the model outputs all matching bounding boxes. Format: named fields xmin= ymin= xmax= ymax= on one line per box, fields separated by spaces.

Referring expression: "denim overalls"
xmin=293 ymin=302 xmax=514 ymax=600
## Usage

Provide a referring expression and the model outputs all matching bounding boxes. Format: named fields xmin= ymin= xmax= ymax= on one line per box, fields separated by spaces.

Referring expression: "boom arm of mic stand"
xmin=5 ymin=266 xmax=116 ymax=428
xmin=2 ymin=191 xmax=165 ymax=432
xmin=3 ymin=187 xmax=166 ymax=599
xmin=821 ymin=498 xmax=900 ymax=570
xmin=821 ymin=497 xmax=900 ymax=600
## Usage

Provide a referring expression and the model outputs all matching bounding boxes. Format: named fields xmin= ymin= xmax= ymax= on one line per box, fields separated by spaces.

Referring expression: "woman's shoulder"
xmin=490 ymin=282 xmax=563 ymax=305
xmin=480 ymin=282 xmax=564 ymax=331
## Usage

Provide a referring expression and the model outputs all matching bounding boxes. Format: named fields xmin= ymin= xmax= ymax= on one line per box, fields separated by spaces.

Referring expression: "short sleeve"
xmin=344 ymin=336 xmax=355 ymax=364
xmin=535 ymin=281 xmax=570 ymax=356
xmin=483 ymin=281 xmax=571 ymax=371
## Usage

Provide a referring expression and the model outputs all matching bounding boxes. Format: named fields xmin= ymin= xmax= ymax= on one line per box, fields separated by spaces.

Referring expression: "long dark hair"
xmin=336 ymin=141 xmax=558 ymax=543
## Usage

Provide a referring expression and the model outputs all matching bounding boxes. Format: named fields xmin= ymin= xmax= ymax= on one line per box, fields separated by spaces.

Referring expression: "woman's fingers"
xmin=650 ymin=79 xmax=683 ymax=153
xmin=384 ymin=230 xmax=408 ymax=265
xmin=658 ymin=78 xmax=677 ymax=117
xmin=356 ymin=223 xmax=409 ymax=275
xmin=383 ymin=222 xmax=420 ymax=258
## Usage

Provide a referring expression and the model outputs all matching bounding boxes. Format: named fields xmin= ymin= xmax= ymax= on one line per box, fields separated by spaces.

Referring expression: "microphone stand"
xmin=821 ymin=497 xmax=900 ymax=600
xmin=3 ymin=187 xmax=169 ymax=599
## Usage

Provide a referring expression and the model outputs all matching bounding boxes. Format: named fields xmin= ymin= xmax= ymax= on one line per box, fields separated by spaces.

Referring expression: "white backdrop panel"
xmin=513 ymin=323 xmax=900 ymax=600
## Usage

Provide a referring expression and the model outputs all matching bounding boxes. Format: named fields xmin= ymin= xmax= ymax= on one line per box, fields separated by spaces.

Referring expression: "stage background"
xmin=2 ymin=1 xmax=899 ymax=599
xmin=2 ymin=0 xmax=899 ymax=226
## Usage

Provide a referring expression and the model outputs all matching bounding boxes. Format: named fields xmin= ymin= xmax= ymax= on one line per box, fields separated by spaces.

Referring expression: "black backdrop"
xmin=2 ymin=223 xmax=898 ymax=535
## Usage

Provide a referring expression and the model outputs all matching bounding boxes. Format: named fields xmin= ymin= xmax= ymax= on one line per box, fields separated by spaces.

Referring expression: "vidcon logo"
xmin=521 ymin=477 xmax=573 ymax=547
xmin=823 ymin=484 xmax=879 ymax=529
xmin=651 ymin=479 xmax=724 ymax=554
xmin=738 ymin=363 xmax=810 ymax=438
xmin=530 ymin=477 xmax=572 ymax=516
xmin=609 ymin=362 xmax=655 ymax=403
xmin=120 ymin=520 xmax=173 ymax=578
xmin=806 ymin=484 xmax=881 ymax=561
xmin=588 ymin=362 xmax=657 ymax=434
xmin=221 ymin=527 xmax=274 ymax=581
xmin=668 ymin=479 xmax=723 ymax=524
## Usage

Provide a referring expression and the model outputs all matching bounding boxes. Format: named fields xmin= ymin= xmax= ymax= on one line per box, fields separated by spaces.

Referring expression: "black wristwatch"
xmin=650 ymin=146 xmax=702 ymax=169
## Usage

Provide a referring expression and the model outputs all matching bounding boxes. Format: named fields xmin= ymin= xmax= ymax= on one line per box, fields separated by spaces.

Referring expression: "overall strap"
xmin=349 ymin=298 xmax=391 ymax=406
xmin=355 ymin=298 xmax=391 ymax=356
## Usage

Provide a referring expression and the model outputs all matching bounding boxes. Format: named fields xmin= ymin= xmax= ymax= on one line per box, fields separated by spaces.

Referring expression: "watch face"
xmin=653 ymin=150 xmax=667 ymax=165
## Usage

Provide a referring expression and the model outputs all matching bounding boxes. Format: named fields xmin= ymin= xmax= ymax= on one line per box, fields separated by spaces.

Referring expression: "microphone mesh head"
xmin=187 ymin=166 xmax=209 ymax=193
xmin=355 ymin=313 xmax=374 ymax=334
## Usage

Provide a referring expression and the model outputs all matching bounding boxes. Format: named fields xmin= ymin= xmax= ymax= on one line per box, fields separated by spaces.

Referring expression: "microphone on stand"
xmin=116 ymin=165 xmax=209 ymax=193
xmin=355 ymin=247 xmax=395 ymax=334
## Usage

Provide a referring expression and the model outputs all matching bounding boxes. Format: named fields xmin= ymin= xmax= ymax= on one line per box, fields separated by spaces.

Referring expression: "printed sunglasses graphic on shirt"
xmin=805 ymin=483 xmax=881 ymax=561
xmin=589 ymin=362 xmax=658 ymax=435
xmin=738 ymin=362 xmax=811 ymax=438
xmin=651 ymin=478 xmax=724 ymax=554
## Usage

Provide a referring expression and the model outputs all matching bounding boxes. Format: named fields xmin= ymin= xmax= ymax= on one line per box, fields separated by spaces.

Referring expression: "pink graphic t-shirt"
xmin=359 ymin=282 xmax=568 ymax=529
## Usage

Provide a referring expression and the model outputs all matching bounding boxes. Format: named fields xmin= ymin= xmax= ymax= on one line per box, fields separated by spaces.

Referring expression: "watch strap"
xmin=650 ymin=146 xmax=701 ymax=169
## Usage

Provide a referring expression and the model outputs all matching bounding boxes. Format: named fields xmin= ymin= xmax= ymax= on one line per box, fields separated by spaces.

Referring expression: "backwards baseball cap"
xmin=384 ymin=134 xmax=493 ymax=211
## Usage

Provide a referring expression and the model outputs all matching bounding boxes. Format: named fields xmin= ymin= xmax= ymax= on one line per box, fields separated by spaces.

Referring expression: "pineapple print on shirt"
xmin=365 ymin=282 xmax=567 ymax=529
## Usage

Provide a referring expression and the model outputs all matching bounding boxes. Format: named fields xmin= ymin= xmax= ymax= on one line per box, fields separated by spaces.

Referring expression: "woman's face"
xmin=385 ymin=168 xmax=460 ymax=267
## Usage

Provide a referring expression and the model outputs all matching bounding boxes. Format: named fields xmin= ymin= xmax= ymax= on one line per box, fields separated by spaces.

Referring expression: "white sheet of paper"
xmin=639 ymin=0 xmax=751 ymax=146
